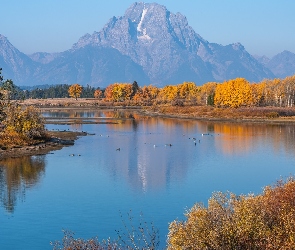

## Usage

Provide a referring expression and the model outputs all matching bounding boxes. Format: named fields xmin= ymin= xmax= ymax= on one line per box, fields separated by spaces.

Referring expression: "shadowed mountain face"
xmin=0 ymin=2 xmax=291 ymax=87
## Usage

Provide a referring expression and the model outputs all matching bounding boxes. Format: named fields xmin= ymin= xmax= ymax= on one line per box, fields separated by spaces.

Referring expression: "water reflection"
xmin=99 ymin=114 xmax=295 ymax=193
xmin=42 ymin=110 xmax=102 ymax=118
xmin=205 ymin=123 xmax=295 ymax=156
xmin=4 ymin=111 xmax=295 ymax=208
xmin=0 ymin=155 xmax=46 ymax=213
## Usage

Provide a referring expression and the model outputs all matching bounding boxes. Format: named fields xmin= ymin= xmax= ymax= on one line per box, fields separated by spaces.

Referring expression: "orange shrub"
xmin=168 ymin=177 xmax=295 ymax=250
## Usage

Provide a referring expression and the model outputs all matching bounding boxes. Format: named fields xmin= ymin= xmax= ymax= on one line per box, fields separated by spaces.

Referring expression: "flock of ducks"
xmin=68 ymin=132 xmax=212 ymax=156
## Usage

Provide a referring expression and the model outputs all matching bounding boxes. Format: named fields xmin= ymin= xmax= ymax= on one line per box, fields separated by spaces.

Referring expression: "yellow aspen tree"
xmin=158 ymin=85 xmax=178 ymax=102
xmin=111 ymin=83 xmax=123 ymax=102
xmin=146 ymin=85 xmax=159 ymax=100
xmin=68 ymin=84 xmax=83 ymax=100
xmin=214 ymin=78 xmax=253 ymax=108
xmin=104 ymin=83 xmax=133 ymax=102
xmin=177 ymin=82 xmax=199 ymax=101
xmin=122 ymin=83 xmax=133 ymax=101
xmin=251 ymin=82 xmax=266 ymax=106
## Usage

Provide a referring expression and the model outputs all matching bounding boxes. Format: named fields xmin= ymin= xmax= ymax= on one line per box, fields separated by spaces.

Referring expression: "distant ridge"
xmin=0 ymin=2 xmax=294 ymax=87
xmin=255 ymin=51 xmax=295 ymax=79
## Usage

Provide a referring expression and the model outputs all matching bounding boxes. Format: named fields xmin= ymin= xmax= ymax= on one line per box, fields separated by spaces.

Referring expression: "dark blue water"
xmin=1 ymin=110 xmax=295 ymax=249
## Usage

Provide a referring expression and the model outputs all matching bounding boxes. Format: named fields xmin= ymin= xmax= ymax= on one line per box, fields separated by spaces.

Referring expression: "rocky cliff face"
xmin=0 ymin=2 xmax=291 ymax=87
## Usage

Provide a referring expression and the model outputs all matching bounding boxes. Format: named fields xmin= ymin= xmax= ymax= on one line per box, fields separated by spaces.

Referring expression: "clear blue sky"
xmin=2 ymin=0 xmax=294 ymax=57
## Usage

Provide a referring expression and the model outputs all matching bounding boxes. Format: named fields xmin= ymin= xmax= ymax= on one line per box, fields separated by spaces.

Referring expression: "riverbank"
xmin=3 ymin=98 xmax=295 ymax=159
xmin=0 ymin=131 xmax=87 ymax=160
xmin=141 ymin=106 xmax=295 ymax=124
xmin=20 ymin=98 xmax=295 ymax=124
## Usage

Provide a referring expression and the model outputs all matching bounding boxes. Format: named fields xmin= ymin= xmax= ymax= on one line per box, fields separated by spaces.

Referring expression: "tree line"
xmin=1 ymin=83 xmax=100 ymax=100
xmin=3 ymin=74 xmax=295 ymax=108
xmin=93 ymin=76 xmax=295 ymax=108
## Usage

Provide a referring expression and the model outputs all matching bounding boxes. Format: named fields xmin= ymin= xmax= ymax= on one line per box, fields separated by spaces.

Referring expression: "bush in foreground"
xmin=51 ymin=178 xmax=295 ymax=250
xmin=167 ymin=177 xmax=295 ymax=250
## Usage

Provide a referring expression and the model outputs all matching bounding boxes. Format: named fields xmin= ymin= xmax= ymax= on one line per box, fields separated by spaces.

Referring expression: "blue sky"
xmin=2 ymin=0 xmax=294 ymax=57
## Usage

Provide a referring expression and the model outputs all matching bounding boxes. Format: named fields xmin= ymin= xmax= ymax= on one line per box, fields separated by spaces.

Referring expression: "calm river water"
xmin=1 ymin=109 xmax=295 ymax=249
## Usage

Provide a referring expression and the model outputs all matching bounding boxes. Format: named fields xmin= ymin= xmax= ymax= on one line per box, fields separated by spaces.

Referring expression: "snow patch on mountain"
xmin=137 ymin=7 xmax=151 ymax=40
xmin=137 ymin=7 xmax=147 ymax=32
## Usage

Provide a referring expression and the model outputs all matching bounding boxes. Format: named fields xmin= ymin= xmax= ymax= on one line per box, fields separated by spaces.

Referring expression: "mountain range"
xmin=1 ymin=2 xmax=295 ymax=88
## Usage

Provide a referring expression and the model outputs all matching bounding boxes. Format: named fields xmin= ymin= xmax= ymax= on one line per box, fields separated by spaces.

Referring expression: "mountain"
xmin=32 ymin=45 xmax=149 ymax=86
xmin=0 ymin=34 xmax=38 ymax=85
xmin=258 ymin=51 xmax=295 ymax=79
xmin=0 ymin=2 xmax=291 ymax=88
xmin=29 ymin=52 xmax=60 ymax=64
xmin=72 ymin=2 xmax=274 ymax=85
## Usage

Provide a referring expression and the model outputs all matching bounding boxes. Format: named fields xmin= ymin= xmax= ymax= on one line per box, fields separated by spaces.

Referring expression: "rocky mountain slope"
xmin=0 ymin=2 xmax=293 ymax=87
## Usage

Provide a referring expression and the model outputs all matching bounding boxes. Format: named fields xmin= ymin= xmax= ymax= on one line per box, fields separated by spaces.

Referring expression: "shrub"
xmin=0 ymin=105 xmax=46 ymax=146
xmin=167 ymin=177 xmax=295 ymax=250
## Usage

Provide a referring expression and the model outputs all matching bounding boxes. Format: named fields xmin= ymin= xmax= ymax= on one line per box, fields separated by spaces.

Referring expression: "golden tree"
xmin=68 ymin=84 xmax=83 ymax=100
xmin=251 ymin=82 xmax=266 ymax=106
xmin=158 ymin=85 xmax=179 ymax=103
xmin=104 ymin=83 xmax=133 ymax=102
xmin=177 ymin=82 xmax=199 ymax=102
xmin=214 ymin=78 xmax=253 ymax=108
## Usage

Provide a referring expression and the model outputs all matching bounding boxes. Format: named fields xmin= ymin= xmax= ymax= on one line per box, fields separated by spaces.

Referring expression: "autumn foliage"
xmin=214 ymin=78 xmax=253 ymax=107
xmin=0 ymin=105 xmax=46 ymax=147
xmin=68 ymin=83 xmax=83 ymax=100
xmin=95 ymin=75 xmax=295 ymax=109
xmin=167 ymin=177 xmax=295 ymax=250
xmin=0 ymin=69 xmax=46 ymax=147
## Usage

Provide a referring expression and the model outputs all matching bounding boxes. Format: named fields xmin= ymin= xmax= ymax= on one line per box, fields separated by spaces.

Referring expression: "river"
xmin=1 ymin=109 xmax=295 ymax=249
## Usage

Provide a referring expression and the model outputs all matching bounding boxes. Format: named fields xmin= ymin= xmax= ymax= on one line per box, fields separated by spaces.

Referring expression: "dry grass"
xmin=146 ymin=105 xmax=295 ymax=121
